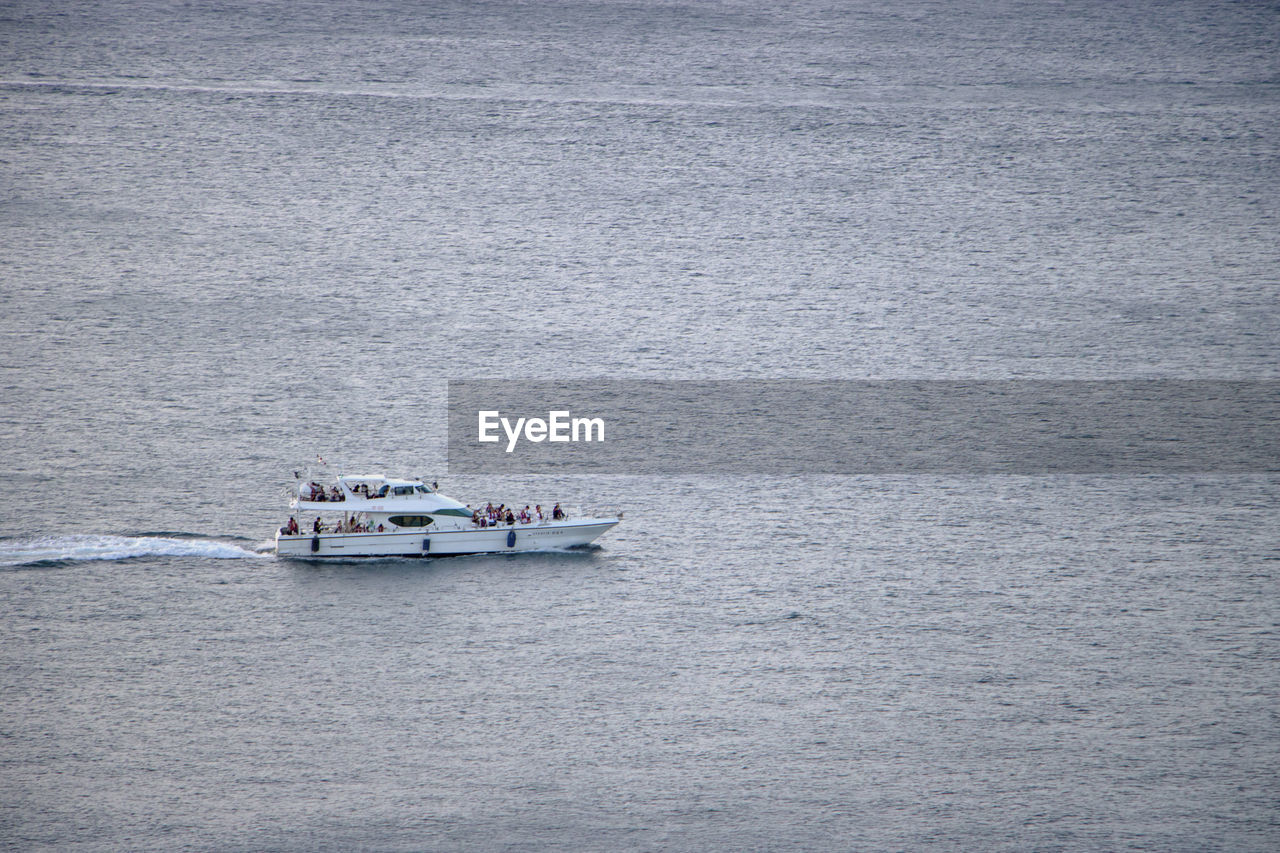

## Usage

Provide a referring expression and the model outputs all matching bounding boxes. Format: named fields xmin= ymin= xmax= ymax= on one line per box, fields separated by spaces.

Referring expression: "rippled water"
xmin=2 ymin=1 xmax=1278 ymax=850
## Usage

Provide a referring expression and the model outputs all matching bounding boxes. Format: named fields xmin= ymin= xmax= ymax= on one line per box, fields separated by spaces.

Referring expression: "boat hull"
xmin=275 ymin=518 xmax=619 ymax=559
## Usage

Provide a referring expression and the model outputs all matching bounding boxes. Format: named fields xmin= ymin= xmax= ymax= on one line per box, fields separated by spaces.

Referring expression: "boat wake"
xmin=0 ymin=534 xmax=270 ymax=568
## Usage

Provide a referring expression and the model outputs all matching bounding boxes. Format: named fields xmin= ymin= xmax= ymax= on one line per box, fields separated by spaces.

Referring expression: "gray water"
xmin=2 ymin=1 xmax=1278 ymax=849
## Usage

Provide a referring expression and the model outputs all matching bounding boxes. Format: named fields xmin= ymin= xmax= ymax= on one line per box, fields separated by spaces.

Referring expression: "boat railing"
xmin=467 ymin=504 xmax=624 ymax=526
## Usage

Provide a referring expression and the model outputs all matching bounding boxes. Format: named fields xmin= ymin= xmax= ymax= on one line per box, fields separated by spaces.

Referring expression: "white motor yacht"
xmin=275 ymin=474 xmax=620 ymax=558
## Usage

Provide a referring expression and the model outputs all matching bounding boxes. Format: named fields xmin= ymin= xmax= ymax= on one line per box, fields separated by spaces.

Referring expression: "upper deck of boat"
xmin=292 ymin=475 xmax=470 ymax=514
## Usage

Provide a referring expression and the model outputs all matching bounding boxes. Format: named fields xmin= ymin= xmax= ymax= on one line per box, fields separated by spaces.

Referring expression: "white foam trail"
xmin=0 ymin=534 xmax=269 ymax=567
xmin=0 ymin=77 xmax=762 ymax=110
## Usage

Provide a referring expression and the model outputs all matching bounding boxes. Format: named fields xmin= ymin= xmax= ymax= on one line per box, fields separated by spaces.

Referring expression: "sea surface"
xmin=2 ymin=1 xmax=1278 ymax=850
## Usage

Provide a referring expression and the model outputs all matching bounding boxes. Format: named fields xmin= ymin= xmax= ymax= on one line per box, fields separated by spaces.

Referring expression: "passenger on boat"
xmin=536 ymin=505 xmax=544 ymax=521
xmin=313 ymin=517 xmax=322 ymax=533
xmin=285 ymin=517 xmax=299 ymax=535
xmin=552 ymin=503 xmax=564 ymax=520
xmin=505 ymin=509 xmax=515 ymax=525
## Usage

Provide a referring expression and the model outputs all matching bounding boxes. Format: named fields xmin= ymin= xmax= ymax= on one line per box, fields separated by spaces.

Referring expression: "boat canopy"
xmin=338 ymin=474 xmax=431 ymax=490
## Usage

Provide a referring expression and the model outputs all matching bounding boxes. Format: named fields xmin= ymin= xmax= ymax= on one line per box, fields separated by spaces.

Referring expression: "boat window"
xmin=393 ymin=486 xmax=414 ymax=496
xmin=415 ymin=485 xmax=431 ymax=493
xmin=388 ymin=515 xmax=433 ymax=527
